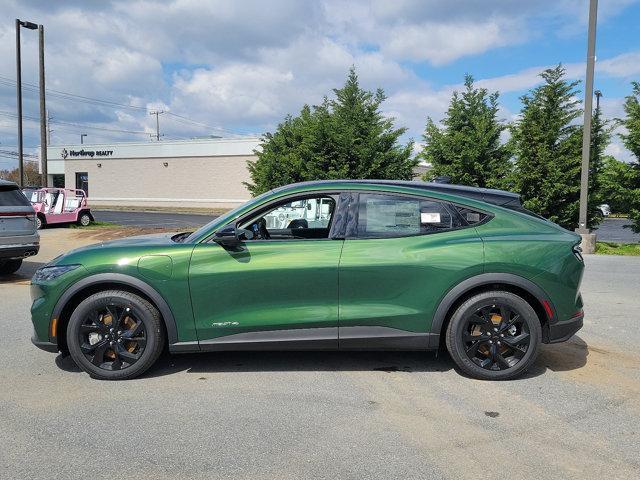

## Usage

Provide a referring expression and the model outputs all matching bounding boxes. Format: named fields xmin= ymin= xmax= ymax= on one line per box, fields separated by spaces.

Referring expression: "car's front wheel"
xmin=445 ymin=291 xmax=542 ymax=380
xmin=66 ymin=290 xmax=165 ymax=380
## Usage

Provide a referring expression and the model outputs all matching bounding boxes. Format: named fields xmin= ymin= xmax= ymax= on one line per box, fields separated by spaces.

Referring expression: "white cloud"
xmin=383 ymin=20 xmax=518 ymax=65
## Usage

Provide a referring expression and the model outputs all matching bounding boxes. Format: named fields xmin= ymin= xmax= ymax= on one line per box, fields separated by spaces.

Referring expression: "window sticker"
xmin=466 ymin=212 xmax=481 ymax=223
xmin=421 ymin=212 xmax=441 ymax=224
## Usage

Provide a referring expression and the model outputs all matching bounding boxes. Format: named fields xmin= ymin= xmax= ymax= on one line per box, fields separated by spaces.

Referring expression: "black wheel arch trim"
xmin=430 ymin=272 xmax=556 ymax=336
xmin=50 ymin=272 xmax=179 ymax=345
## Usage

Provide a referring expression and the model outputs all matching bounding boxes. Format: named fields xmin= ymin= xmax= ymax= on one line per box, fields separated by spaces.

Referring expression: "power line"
xmin=0 ymin=110 xmax=150 ymax=135
xmin=0 ymin=74 xmax=251 ymax=135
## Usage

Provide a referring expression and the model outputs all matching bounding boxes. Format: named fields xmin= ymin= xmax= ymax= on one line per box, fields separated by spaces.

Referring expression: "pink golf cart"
xmin=27 ymin=188 xmax=94 ymax=229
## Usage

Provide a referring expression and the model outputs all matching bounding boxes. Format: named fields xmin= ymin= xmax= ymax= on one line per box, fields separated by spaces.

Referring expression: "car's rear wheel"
xmin=445 ymin=291 xmax=541 ymax=380
xmin=78 ymin=212 xmax=91 ymax=227
xmin=66 ymin=290 xmax=164 ymax=380
xmin=0 ymin=259 xmax=22 ymax=274
xmin=36 ymin=215 xmax=44 ymax=230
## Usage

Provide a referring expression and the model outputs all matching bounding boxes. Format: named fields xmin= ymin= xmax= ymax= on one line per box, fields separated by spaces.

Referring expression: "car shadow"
xmin=527 ymin=335 xmax=589 ymax=376
xmin=54 ymin=350 xmax=456 ymax=377
xmin=0 ymin=259 xmax=47 ymax=284
xmin=53 ymin=336 xmax=590 ymax=380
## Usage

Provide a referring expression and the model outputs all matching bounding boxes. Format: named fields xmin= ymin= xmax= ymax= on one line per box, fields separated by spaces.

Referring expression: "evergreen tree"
xmin=246 ymin=68 xmax=416 ymax=196
xmin=619 ymin=81 xmax=640 ymax=232
xmin=510 ymin=65 xmax=585 ymax=229
xmin=419 ymin=75 xmax=510 ymax=189
xmin=598 ymin=155 xmax=640 ymax=214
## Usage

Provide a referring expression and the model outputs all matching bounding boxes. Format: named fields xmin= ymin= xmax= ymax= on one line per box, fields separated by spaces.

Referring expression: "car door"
xmin=338 ymin=191 xmax=484 ymax=349
xmin=188 ymin=192 xmax=347 ymax=349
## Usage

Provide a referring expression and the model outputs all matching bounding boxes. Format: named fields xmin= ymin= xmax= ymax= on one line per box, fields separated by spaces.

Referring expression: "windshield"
xmin=184 ymin=189 xmax=275 ymax=243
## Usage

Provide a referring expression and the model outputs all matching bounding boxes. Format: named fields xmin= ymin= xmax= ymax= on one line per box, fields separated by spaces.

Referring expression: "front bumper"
xmin=31 ymin=333 xmax=58 ymax=353
xmin=548 ymin=312 xmax=584 ymax=343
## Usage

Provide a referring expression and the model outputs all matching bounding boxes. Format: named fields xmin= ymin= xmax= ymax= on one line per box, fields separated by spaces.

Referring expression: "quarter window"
xmin=355 ymin=193 xmax=463 ymax=238
xmin=455 ymin=206 xmax=489 ymax=225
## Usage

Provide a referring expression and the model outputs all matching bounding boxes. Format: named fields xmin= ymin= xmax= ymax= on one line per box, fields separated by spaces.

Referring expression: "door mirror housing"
xmin=214 ymin=224 xmax=253 ymax=247
xmin=214 ymin=224 xmax=240 ymax=247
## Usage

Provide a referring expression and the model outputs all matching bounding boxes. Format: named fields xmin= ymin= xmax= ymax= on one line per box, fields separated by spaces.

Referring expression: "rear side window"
xmin=0 ymin=188 xmax=32 ymax=207
xmin=355 ymin=193 xmax=463 ymax=238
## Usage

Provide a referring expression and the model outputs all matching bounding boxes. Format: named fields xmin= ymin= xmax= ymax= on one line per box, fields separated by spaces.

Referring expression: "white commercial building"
xmin=46 ymin=137 xmax=260 ymax=209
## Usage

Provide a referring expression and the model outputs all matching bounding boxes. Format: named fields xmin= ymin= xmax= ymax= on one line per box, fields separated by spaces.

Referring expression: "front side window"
xmin=240 ymin=195 xmax=336 ymax=240
xmin=354 ymin=193 xmax=463 ymax=239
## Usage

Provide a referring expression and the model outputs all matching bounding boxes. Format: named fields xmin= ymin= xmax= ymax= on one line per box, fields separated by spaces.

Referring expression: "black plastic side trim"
xmin=547 ymin=314 xmax=583 ymax=343
xmin=51 ymin=273 xmax=179 ymax=345
xmin=199 ymin=327 xmax=338 ymax=351
xmin=31 ymin=335 xmax=58 ymax=353
xmin=430 ymin=273 xmax=556 ymax=337
xmin=339 ymin=326 xmax=434 ymax=350
xmin=169 ymin=341 xmax=200 ymax=353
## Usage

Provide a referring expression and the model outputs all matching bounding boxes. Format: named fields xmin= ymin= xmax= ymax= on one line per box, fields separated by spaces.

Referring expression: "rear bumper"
xmin=0 ymin=243 xmax=39 ymax=259
xmin=548 ymin=313 xmax=584 ymax=343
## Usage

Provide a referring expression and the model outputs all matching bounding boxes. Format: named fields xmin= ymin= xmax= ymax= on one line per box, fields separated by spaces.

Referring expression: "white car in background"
xmin=597 ymin=204 xmax=611 ymax=218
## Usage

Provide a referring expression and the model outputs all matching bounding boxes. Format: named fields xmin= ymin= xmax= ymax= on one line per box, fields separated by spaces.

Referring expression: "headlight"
xmin=33 ymin=264 xmax=81 ymax=282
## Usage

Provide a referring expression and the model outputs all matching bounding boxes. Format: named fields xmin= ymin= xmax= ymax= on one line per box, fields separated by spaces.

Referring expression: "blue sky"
xmin=0 ymin=0 xmax=639 ymax=169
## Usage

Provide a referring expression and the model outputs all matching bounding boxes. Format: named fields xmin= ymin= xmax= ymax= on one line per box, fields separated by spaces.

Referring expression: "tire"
xmin=78 ymin=212 xmax=91 ymax=227
xmin=445 ymin=291 xmax=542 ymax=380
xmin=36 ymin=215 xmax=44 ymax=230
xmin=0 ymin=259 xmax=22 ymax=274
xmin=66 ymin=290 xmax=165 ymax=380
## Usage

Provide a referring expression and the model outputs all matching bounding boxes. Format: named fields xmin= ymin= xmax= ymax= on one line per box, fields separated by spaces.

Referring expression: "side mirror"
xmin=214 ymin=224 xmax=240 ymax=247
xmin=213 ymin=224 xmax=253 ymax=247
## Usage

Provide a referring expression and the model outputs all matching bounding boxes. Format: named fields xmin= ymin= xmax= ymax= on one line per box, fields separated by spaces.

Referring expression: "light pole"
xmin=16 ymin=19 xmax=38 ymax=188
xmin=81 ymin=134 xmax=87 ymax=144
xmin=576 ymin=0 xmax=598 ymax=253
xmin=38 ymin=25 xmax=47 ymax=187
xmin=594 ymin=89 xmax=602 ymax=110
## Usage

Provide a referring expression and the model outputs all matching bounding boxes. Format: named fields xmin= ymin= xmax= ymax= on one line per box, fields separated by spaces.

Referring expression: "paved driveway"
xmin=1 ymin=229 xmax=639 ymax=479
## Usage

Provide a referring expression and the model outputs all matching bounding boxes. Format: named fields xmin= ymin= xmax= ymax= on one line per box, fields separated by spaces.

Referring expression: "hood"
xmin=54 ymin=232 xmax=183 ymax=261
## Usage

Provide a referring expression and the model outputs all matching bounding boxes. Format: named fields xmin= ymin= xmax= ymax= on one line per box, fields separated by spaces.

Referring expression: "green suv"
xmin=30 ymin=181 xmax=584 ymax=380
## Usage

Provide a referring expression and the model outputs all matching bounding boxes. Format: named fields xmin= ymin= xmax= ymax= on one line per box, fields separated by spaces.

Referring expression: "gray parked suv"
xmin=0 ymin=179 xmax=39 ymax=274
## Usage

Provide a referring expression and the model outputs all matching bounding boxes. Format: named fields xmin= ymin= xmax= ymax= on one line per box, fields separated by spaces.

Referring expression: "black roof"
xmin=291 ymin=180 xmax=522 ymax=208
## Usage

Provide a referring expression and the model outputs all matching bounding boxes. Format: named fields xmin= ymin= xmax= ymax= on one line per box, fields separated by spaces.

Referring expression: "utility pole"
xmin=15 ymin=18 xmax=38 ymax=188
xmin=594 ymin=89 xmax=602 ymax=110
xmin=80 ymin=134 xmax=87 ymax=144
xmin=576 ymin=0 xmax=598 ymax=253
xmin=149 ymin=110 xmax=164 ymax=141
xmin=16 ymin=19 xmax=23 ymax=188
xmin=38 ymin=24 xmax=47 ymax=187
xmin=46 ymin=109 xmax=52 ymax=144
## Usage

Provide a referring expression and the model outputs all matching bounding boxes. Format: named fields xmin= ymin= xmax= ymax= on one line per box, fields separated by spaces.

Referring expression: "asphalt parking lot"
xmin=1 ymin=229 xmax=639 ymax=480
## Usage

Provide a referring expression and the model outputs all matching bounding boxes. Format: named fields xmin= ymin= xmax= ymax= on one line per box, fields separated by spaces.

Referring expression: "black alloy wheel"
xmin=446 ymin=291 xmax=542 ymax=380
xmin=462 ymin=304 xmax=531 ymax=371
xmin=67 ymin=290 xmax=164 ymax=380
xmin=78 ymin=304 xmax=147 ymax=371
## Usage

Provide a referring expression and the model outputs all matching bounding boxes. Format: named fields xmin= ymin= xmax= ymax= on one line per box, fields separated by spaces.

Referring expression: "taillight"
xmin=572 ymin=244 xmax=584 ymax=263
